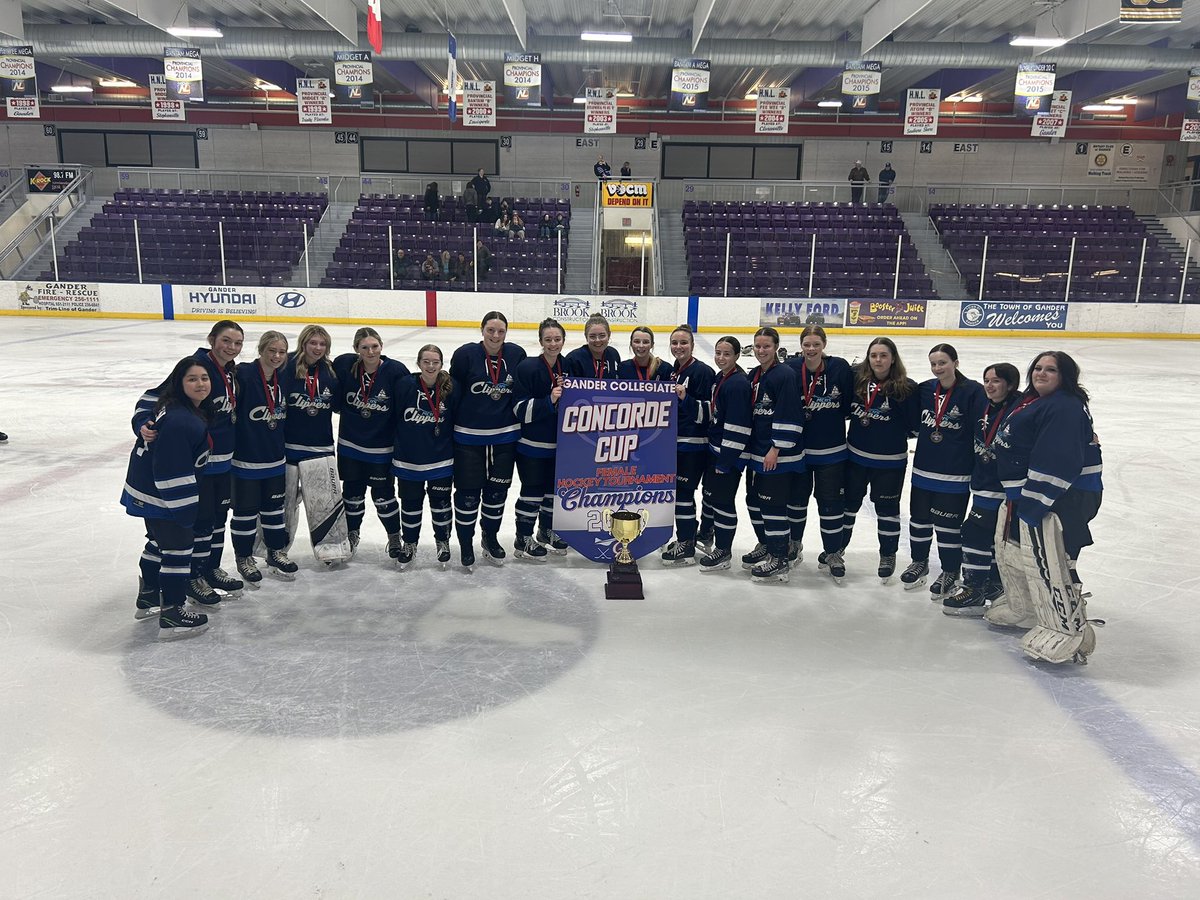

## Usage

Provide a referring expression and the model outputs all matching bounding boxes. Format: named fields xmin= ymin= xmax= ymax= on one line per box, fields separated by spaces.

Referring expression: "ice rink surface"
xmin=1 ymin=317 xmax=1199 ymax=898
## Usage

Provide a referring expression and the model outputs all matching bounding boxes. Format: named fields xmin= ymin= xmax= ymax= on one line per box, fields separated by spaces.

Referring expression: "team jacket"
xmin=993 ymin=390 xmax=1095 ymax=526
xmin=746 ymin=362 xmax=804 ymax=474
xmin=392 ymin=373 xmax=459 ymax=481
xmin=232 ymin=361 xmax=287 ymax=479
xmin=282 ymin=353 xmax=339 ymax=463
xmin=564 ymin=346 xmax=620 ymax=380
xmin=134 ymin=348 xmax=235 ymax=475
xmin=670 ymin=357 xmax=717 ymax=453
xmin=450 ymin=341 xmax=527 ymax=446
xmin=847 ymin=378 xmax=920 ymax=469
xmin=616 ymin=357 xmax=675 ymax=382
xmin=911 ymin=377 xmax=988 ymax=494
xmin=969 ymin=395 xmax=1022 ymax=509
xmin=707 ymin=369 xmax=752 ymax=472
xmin=1078 ymin=418 xmax=1104 ymax=493
xmin=334 ymin=354 xmax=410 ymax=463
xmin=513 ymin=355 xmax=564 ymax=458
xmin=121 ymin=404 xmax=210 ymax=527
xmin=784 ymin=355 xmax=853 ymax=465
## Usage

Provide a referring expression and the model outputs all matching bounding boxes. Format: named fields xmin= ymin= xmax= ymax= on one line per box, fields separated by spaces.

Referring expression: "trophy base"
xmin=605 ymin=562 xmax=644 ymax=600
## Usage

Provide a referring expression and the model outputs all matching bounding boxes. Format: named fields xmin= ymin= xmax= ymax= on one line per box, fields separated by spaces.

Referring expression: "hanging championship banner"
xmin=149 ymin=73 xmax=185 ymax=121
xmin=1120 ymin=0 xmax=1183 ymax=23
xmin=504 ymin=51 xmax=541 ymax=107
xmin=1031 ymin=90 xmax=1071 ymax=138
xmin=755 ymin=87 xmax=789 ymax=134
xmin=670 ymin=58 xmax=710 ymax=111
xmin=447 ymin=33 xmax=457 ymax=123
xmin=333 ymin=51 xmax=373 ymax=106
xmin=553 ymin=378 xmax=676 ymax=564
xmin=585 ymin=87 xmax=617 ymax=134
xmin=1183 ymin=68 xmax=1200 ymax=141
xmin=462 ymin=80 xmax=496 ymax=127
xmin=841 ymin=60 xmax=882 ymax=113
xmin=904 ymin=88 xmax=940 ymax=136
xmin=0 ymin=45 xmax=39 ymax=119
xmin=296 ymin=78 xmax=332 ymax=124
xmin=164 ymin=47 xmax=203 ymax=102
xmin=1015 ymin=62 xmax=1055 ymax=116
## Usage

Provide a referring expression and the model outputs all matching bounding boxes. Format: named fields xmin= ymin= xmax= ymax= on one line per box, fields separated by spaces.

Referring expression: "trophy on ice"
xmin=602 ymin=508 xmax=648 ymax=599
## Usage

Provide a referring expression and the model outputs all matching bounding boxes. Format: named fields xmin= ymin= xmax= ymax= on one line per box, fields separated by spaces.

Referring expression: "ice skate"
xmin=481 ymin=533 xmax=506 ymax=566
xmin=661 ymin=540 xmax=697 ymax=567
xmin=395 ymin=542 xmax=416 ymax=571
xmin=266 ymin=549 xmax=298 ymax=581
xmin=514 ymin=535 xmax=548 ymax=561
xmin=878 ymin=554 xmax=897 ymax=583
xmin=235 ymin=555 xmax=263 ymax=588
xmin=536 ymin=527 xmax=569 ymax=555
xmin=134 ymin=577 xmax=161 ymax=620
xmin=205 ymin=567 xmax=244 ymax=598
xmin=158 ymin=605 xmax=210 ymax=641
xmin=824 ymin=550 xmax=846 ymax=583
xmin=787 ymin=541 xmax=803 ymax=569
xmin=942 ymin=582 xmax=986 ymax=617
xmin=185 ymin=576 xmax=222 ymax=610
xmin=751 ymin=554 xmax=790 ymax=584
xmin=741 ymin=543 xmax=769 ymax=570
xmin=929 ymin=570 xmax=959 ymax=602
xmin=436 ymin=540 xmax=451 ymax=570
xmin=699 ymin=547 xmax=732 ymax=573
xmin=900 ymin=560 xmax=929 ymax=590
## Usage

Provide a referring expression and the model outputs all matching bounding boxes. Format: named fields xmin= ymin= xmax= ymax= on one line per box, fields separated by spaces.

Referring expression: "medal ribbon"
xmin=258 ymin=362 xmax=278 ymax=419
xmin=802 ymin=362 xmax=824 ymax=410
xmin=209 ymin=351 xmax=237 ymax=412
xmin=543 ymin=355 xmax=562 ymax=386
xmin=593 ymin=356 xmax=606 ymax=379
xmin=933 ymin=382 xmax=955 ymax=432
xmin=419 ymin=379 xmax=441 ymax=428
xmin=305 ymin=368 xmax=320 ymax=404
xmin=712 ymin=370 xmax=734 ymax=418
xmin=359 ymin=367 xmax=377 ymax=407
xmin=982 ymin=401 xmax=1015 ymax=447
xmin=487 ymin=353 xmax=504 ymax=387
xmin=635 ymin=362 xmax=651 ymax=381
xmin=673 ymin=357 xmax=693 ymax=383
xmin=863 ymin=381 xmax=883 ymax=418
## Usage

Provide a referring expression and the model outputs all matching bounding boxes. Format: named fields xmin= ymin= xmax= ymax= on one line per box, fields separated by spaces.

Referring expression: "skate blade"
xmin=187 ymin=598 xmax=223 ymax=612
xmin=514 ymin=551 xmax=548 ymax=563
xmin=788 ymin=556 xmax=803 ymax=569
xmin=395 ymin=561 xmax=414 ymax=572
xmin=902 ymin=578 xmax=928 ymax=591
xmin=942 ymin=606 xmax=986 ymax=618
xmin=134 ymin=607 xmax=161 ymax=621
xmin=267 ymin=568 xmax=297 ymax=581
xmin=829 ymin=574 xmax=845 ymax=584
xmin=699 ymin=564 xmax=731 ymax=574
xmin=157 ymin=621 xmax=210 ymax=641
xmin=481 ymin=554 xmax=505 ymax=567
xmin=545 ymin=546 xmax=569 ymax=556
xmin=661 ymin=557 xmax=697 ymax=568
xmin=752 ymin=574 xmax=789 ymax=584
xmin=879 ymin=575 xmax=894 ymax=584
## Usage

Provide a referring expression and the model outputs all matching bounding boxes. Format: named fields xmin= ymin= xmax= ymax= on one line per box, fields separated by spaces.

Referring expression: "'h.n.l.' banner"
xmin=333 ymin=51 xmax=373 ymax=106
xmin=841 ymin=60 xmax=882 ymax=113
xmin=670 ymin=58 xmax=710 ymax=111
xmin=755 ymin=87 xmax=790 ymax=134
xmin=463 ymin=80 xmax=496 ymax=126
xmin=1183 ymin=68 xmax=1200 ymax=142
xmin=904 ymin=88 xmax=939 ymax=136
xmin=554 ymin=378 xmax=676 ymax=564
xmin=1015 ymin=62 xmax=1055 ymax=116
xmin=164 ymin=47 xmax=203 ymax=102
xmin=0 ymin=45 xmax=39 ymax=118
xmin=585 ymin=87 xmax=617 ymax=134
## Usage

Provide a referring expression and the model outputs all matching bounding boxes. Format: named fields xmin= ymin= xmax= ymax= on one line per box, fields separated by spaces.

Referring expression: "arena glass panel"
xmin=58 ymin=130 xmax=107 ymax=168
xmin=662 ymin=144 xmax=709 ymax=179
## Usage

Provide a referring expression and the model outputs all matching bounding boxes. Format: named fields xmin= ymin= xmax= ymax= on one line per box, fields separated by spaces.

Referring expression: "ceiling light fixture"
xmin=255 ymin=80 xmax=282 ymax=91
xmin=745 ymin=91 xmax=758 ymax=100
xmin=817 ymin=100 xmax=843 ymax=108
xmin=947 ymin=94 xmax=983 ymax=103
xmin=50 ymin=84 xmax=93 ymax=93
xmin=1105 ymin=96 xmax=1138 ymax=105
xmin=98 ymin=78 xmax=137 ymax=88
xmin=167 ymin=26 xmax=224 ymax=39
xmin=616 ymin=89 xmax=636 ymax=98
xmin=1082 ymin=104 xmax=1124 ymax=112
xmin=1009 ymin=36 xmax=1067 ymax=48
xmin=581 ymin=32 xmax=632 ymax=43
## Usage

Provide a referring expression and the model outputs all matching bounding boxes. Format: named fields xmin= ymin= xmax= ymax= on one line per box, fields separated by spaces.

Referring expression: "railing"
xmin=116 ymin=167 xmax=330 ymax=196
xmin=357 ymin=174 xmax=590 ymax=208
xmin=590 ymin=185 xmax=602 ymax=293
xmin=0 ymin=166 xmax=94 ymax=280
xmin=649 ymin=203 xmax=663 ymax=297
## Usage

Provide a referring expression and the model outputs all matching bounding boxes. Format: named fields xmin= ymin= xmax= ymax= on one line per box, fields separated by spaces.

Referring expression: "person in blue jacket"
xmin=942 ymin=362 xmax=1022 ymax=616
xmin=900 ymin=343 xmax=988 ymax=599
xmin=842 ymin=337 xmax=920 ymax=582
xmin=121 ymin=357 xmax=214 ymax=639
xmin=392 ymin=344 xmax=458 ymax=570
xmin=784 ymin=324 xmax=854 ymax=582
xmin=616 ymin=326 xmax=674 ymax=382
xmin=565 ymin=314 xmax=620 ymax=380
xmin=512 ymin=318 xmax=568 ymax=561
xmin=661 ymin=325 xmax=717 ymax=566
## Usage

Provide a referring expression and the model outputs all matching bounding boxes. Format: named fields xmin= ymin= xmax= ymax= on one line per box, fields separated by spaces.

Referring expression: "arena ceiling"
xmin=8 ymin=0 xmax=1200 ymax=115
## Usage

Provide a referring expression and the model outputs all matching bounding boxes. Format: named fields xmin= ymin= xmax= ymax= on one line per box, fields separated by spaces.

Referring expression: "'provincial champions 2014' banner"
xmin=554 ymin=378 xmax=676 ymax=564
xmin=0 ymin=45 xmax=39 ymax=118
xmin=164 ymin=47 xmax=203 ymax=102
xmin=333 ymin=51 xmax=373 ymax=105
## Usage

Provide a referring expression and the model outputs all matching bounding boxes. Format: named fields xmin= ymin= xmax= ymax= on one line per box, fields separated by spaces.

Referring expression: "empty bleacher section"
xmin=44 ymin=189 xmax=326 ymax=286
xmin=930 ymin=204 xmax=1195 ymax=303
xmin=323 ymin=194 xmax=570 ymax=291
xmin=684 ymin=200 xmax=935 ymax=298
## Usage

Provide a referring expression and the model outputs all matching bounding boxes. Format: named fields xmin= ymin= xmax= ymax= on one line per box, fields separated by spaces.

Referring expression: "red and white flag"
xmin=367 ymin=0 xmax=383 ymax=54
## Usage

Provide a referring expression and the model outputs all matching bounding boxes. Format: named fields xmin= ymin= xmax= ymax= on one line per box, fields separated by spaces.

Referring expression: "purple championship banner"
xmin=554 ymin=378 xmax=676 ymax=563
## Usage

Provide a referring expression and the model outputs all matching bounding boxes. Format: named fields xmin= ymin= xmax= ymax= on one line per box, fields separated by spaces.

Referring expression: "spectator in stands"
xmin=621 ymin=161 xmax=632 ymax=177
xmin=424 ymin=182 xmax=441 ymax=221
xmin=480 ymin=197 xmax=497 ymax=225
xmin=475 ymin=240 xmax=492 ymax=280
xmin=555 ymin=212 xmax=569 ymax=235
xmin=452 ymin=251 xmax=470 ymax=283
xmin=510 ymin=212 xmax=526 ymax=240
xmin=594 ymin=156 xmax=612 ymax=181
xmin=420 ymin=253 xmax=438 ymax=281
xmin=878 ymin=163 xmax=896 ymax=204
xmin=539 ymin=213 xmax=553 ymax=239
xmin=499 ymin=198 xmax=511 ymax=220
xmin=439 ymin=249 xmax=453 ymax=279
xmin=848 ymin=161 xmax=870 ymax=204
xmin=495 ymin=212 xmax=511 ymax=237
xmin=463 ymin=182 xmax=479 ymax=223
xmin=469 ymin=169 xmax=492 ymax=212
xmin=394 ymin=248 xmax=413 ymax=278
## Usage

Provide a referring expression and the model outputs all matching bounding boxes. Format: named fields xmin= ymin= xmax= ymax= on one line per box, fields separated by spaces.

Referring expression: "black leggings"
xmin=702 ymin=466 xmax=742 ymax=551
xmin=792 ymin=460 xmax=846 ymax=554
xmin=230 ymin=474 xmax=287 ymax=557
xmin=842 ymin=462 xmax=905 ymax=555
xmin=747 ymin=470 xmax=796 ymax=558
xmin=514 ymin=452 xmax=556 ymax=538
xmin=961 ymin=499 xmax=1001 ymax=587
xmin=144 ymin=518 xmax=194 ymax=609
xmin=193 ymin=471 xmax=232 ymax=574
xmin=454 ymin=442 xmax=516 ymax=540
xmin=674 ymin=451 xmax=708 ymax=542
xmin=339 ymin=456 xmax=400 ymax=536
xmin=399 ymin=477 xmax=452 ymax=544
xmin=908 ymin=485 xmax=969 ymax=572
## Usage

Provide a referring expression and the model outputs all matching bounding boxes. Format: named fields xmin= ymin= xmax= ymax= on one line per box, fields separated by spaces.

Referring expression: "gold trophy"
xmin=602 ymin=508 xmax=648 ymax=599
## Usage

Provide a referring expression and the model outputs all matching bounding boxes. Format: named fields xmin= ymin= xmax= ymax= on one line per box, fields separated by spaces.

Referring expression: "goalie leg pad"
xmin=298 ymin=456 xmax=352 ymax=564
xmin=283 ymin=462 xmax=301 ymax=552
xmin=985 ymin=504 xmax=1037 ymax=628
xmin=1017 ymin=513 xmax=1095 ymax=664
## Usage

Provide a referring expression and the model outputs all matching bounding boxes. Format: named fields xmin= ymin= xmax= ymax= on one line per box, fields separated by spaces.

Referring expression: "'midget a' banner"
xmin=554 ymin=378 xmax=676 ymax=563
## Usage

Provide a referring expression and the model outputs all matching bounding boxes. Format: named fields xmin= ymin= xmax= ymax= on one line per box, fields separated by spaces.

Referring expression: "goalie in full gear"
xmin=988 ymin=351 xmax=1103 ymax=664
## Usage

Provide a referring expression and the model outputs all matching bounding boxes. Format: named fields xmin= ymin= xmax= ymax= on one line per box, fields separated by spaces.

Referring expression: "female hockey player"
xmin=334 ymin=327 xmax=410 ymax=560
xmin=692 ymin=336 xmax=751 ymax=573
xmin=392 ymin=345 xmax=458 ymax=570
xmin=842 ymin=337 xmax=920 ymax=583
xmin=901 ymin=344 xmax=988 ymax=599
xmin=616 ymin=326 xmax=674 ymax=382
xmin=988 ymin=351 xmax=1104 ymax=664
xmin=661 ymin=325 xmax=717 ymax=567
xmin=741 ymin=327 xmax=803 ymax=584
xmin=783 ymin=325 xmax=854 ymax=582
xmin=512 ymin=318 xmax=568 ymax=561
xmin=450 ymin=311 xmax=527 ymax=570
xmin=231 ymin=331 xmax=298 ymax=584
xmin=942 ymin=362 xmax=1022 ymax=617
xmin=565 ymin=314 xmax=620 ymax=380
xmin=121 ymin=358 xmax=215 ymax=639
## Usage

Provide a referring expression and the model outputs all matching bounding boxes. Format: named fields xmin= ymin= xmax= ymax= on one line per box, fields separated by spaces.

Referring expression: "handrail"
xmin=0 ymin=167 xmax=94 ymax=278
xmin=926 ymin=213 xmax=963 ymax=282
xmin=590 ymin=183 xmax=602 ymax=293
xmin=116 ymin=166 xmax=330 ymax=196
xmin=650 ymin=203 xmax=663 ymax=296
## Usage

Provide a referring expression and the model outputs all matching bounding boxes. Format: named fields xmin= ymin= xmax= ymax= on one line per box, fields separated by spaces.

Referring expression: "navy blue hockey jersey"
xmin=564 ymin=346 xmax=620 ymax=381
xmin=912 ymin=377 xmax=988 ymax=494
xmin=232 ymin=361 xmax=286 ymax=479
xmin=616 ymin=357 xmax=675 ymax=382
xmin=513 ymin=355 xmax=564 ymax=458
xmin=392 ymin=373 xmax=459 ymax=481
xmin=671 ymin=357 xmax=717 ymax=453
xmin=282 ymin=353 xmax=339 ymax=462
xmin=707 ymin=369 xmax=752 ymax=472
xmin=847 ymin=378 xmax=920 ymax=469
xmin=785 ymin=355 xmax=852 ymax=465
xmin=970 ymin=396 xmax=1022 ymax=509
xmin=334 ymin=354 xmax=410 ymax=463
xmin=747 ymin=362 xmax=804 ymax=473
xmin=121 ymin=403 xmax=210 ymax=527
xmin=450 ymin=341 xmax=527 ymax=446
